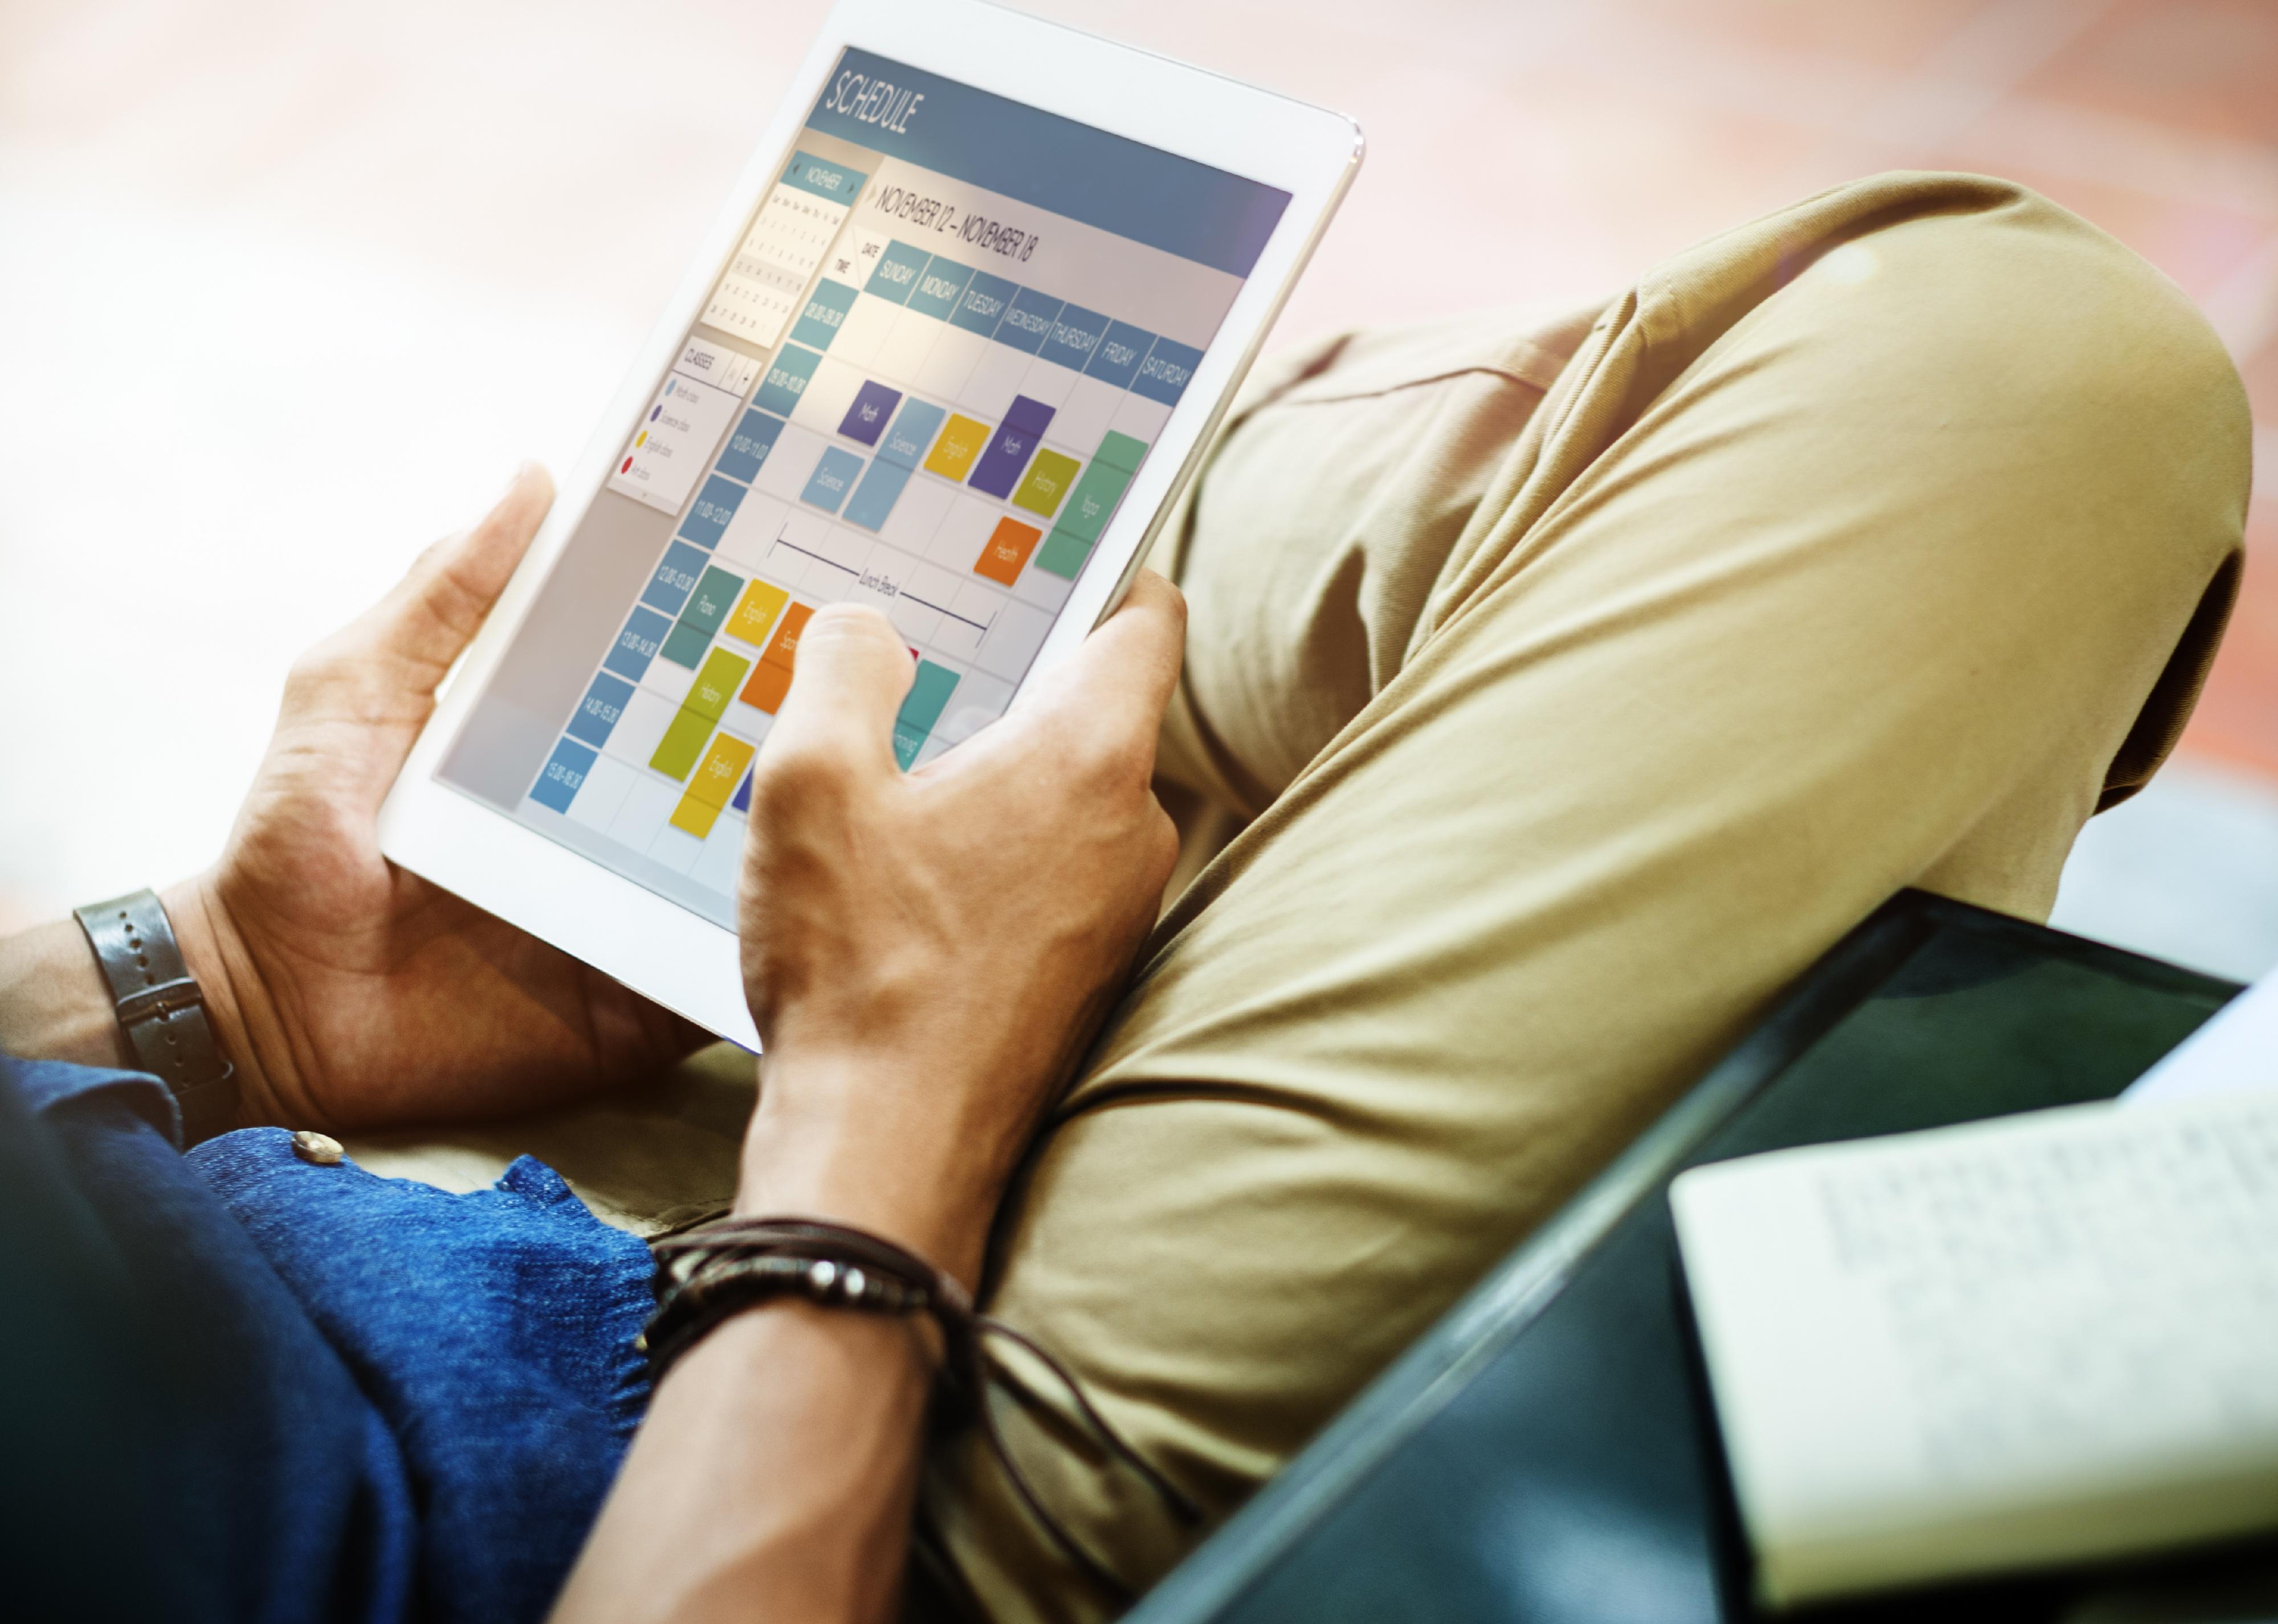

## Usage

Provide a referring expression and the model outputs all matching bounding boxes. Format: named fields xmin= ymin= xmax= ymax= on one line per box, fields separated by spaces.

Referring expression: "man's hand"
xmin=733 ymin=573 xmax=1186 ymax=1289
xmin=174 ymin=466 xmax=700 ymax=1131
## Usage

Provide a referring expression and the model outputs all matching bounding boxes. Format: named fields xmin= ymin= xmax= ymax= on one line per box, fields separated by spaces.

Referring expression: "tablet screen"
xmin=434 ymin=47 xmax=1290 ymax=927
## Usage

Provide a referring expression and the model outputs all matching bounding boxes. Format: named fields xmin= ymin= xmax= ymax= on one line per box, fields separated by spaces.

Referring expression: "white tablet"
xmin=377 ymin=0 xmax=1362 ymax=1047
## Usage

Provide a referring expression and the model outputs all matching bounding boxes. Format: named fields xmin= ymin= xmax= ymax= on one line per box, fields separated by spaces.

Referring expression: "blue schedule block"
xmin=838 ymin=380 xmax=903 ymax=446
xmin=715 ymin=410 xmax=785 ymax=483
xmin=755 ymin=344 xmax=824 ymax=416
xmin=1133 ymin=338 xmax=1203 ymax=406
xmin=866 ymin=239 xmax=930 ymax=305
xmin=907 ymin=256 xmax=975 ymax=321
xmin=640 ymin=540 xmax=709 ymax=615
xmin=565 ymin=671 xmax=636 ymax=747
xmin=604 ymin=606 xmax=673 ymax=680
xmin=841 ymin=458 xmax=912 ymax=531
xmin=789 ymin=279 xmax=859 ymax=350
xmin=677 ymin=475 xmax=747 ymax=550
xmin=893 ymin=724 xmax=927 ymax=770
xmin=898 ymin=660 xmax=960 ymax=734
xmin=878 ymin=398 xmax=947 ymax=468
xmin=951 ymin=271 xmax=1016 ymax=337
xmin=730 ymin=767 xmax=752 ymax=814
xmin=1041 ymin=303 xmax=1107 ymax=371
xmin=530 ymin=737 xmax=598 ymax=813
xmin=801 ymin=446 xmax=866 ymax=513
xmin=1086 ymin=321 xmax=1156 ymax=390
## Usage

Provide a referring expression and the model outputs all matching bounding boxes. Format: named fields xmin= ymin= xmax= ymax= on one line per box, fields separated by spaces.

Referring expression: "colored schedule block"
xmin=878 ymin=399 xmax=946 ymax=468
xmin=1056 ymin=458 xmax=1133 ymax=543
xmin=671 ymin=733 xmax=758 ymax=836
xmin=641 ymin=541 xmax=708 ymax=615
xmin=649 ymin=708 xmax=715 ymax=781
xmin=801 ymin=446 xmax=865 ymax=512
xmin=677 ymin=475 xmax=746 ymax=550
xmin=907 ymin=258 xmax=975 ymax=321
xmin=604 ymin=606 xmax=673 ymax=681
xmin=755 ymin=344 xmax=824 ymax=416
xmin=968 ymin=395 xmax=1055 ymax=499
xmin=1096 ymin=430 xmax=1148 ymax=473
xmin=789 ymin=279 xmax=858 ymax=350
xmin=837 ymin=381 xmax=902 ymax=446
xmin=1133 ymin=339 xmax=1202 ymax=407
xmin=682 ymin=566 xmax=744 ymax=638
xmin=952 ymin=271 xmax=1015 ymax=337
xmin=739 ymin=601 xmax=813 ymax=713
xmin=730 ymin=768 xmax=753 ymax=814
xmin=842 ymin=459 xmax=912 ymax=531
xmin=724 ymin=580 xmax=789 ymax=647
xmin=715 ymin=410 xmax=785 ymax=483
xmin=1035 ymin=529 xmax=1091 ymax=580
xmin=1085 ymin=321 xmax=1155 ymax=390
xmin=892 ymin=660 xmax=961 ymax=768
xmin=567 ymin=671 xmax=635 ymax=747
xmin=1011 ymin=450 xmax=1081 ymax=520
xmin=686 ymin=648 xmax=749 ymax=721
xmin=866 ymin=239 xmax=930 ymax=304
xmin=661 ymin=621 xmax=714 ymax=668
xmin=996 ymin=287 xmax=1062 ymax=353
xmin=531 ymin=737 xmax=598 ymax=812
xmin=973 ymin=516 xmax=1041 ymax=585
xmin=1042 ymin=304 xmax=1107 ymax=370
xmin=924 ymin=414 xmax=991 ymax=482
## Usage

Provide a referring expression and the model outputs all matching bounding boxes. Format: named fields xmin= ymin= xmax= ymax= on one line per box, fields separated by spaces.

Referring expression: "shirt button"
xmin=291 ymin=1130 xmax=345 ymax=1166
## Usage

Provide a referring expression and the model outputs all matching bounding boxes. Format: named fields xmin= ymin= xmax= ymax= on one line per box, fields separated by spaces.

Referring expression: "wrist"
xmin=158 ymin=875 xmax=291 ymax=1129
xmin=0 ymin=917 xmax=135 ymax=1070
xmin=736 ymin=1052 xmax=1010 ymax=1292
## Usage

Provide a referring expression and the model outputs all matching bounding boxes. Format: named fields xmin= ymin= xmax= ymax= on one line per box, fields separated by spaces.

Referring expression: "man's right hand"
xmin=733 ymin=572 xmax=1186 ymax=1289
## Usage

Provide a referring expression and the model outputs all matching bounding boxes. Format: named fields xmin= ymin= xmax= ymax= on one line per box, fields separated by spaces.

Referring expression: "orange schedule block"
xmin=739 ymin=601 xmax=814 ymax=713
xmin=923 ymin=414 xmax=991 ymax=482
xmin=740 ymin=662 xmax=793 ymax=714
xmin=973 ymin=516 xmax=1042 ymax=586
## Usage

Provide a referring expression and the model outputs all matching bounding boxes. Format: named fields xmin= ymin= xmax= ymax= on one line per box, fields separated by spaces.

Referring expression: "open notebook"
xmin=1672 ymin=1084 xmax=2278 ymax=1609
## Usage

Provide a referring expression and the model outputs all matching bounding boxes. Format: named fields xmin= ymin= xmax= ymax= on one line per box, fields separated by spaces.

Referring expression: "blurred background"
xmin=3 ymin=0 xmax=2275 ymax=974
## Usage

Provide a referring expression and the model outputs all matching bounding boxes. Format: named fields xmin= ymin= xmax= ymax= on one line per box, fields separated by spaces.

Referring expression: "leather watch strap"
xmin=74 ymin=889 xmax=239 ymax=1143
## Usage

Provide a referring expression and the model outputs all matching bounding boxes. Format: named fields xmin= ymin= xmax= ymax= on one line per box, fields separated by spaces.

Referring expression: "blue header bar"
xmin=781 ymin=150 xmax=868 ymax=203
xmin=807 ymin=48 xmax=1288 ymax=279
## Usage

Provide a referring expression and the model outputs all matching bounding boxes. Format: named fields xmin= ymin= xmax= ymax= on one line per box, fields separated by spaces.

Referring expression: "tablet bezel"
xmin=377 ymin=0 xmax=1363 ymax=1048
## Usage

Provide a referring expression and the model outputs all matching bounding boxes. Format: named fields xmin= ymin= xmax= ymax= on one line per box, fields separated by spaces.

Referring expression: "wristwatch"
xmin=74 ymin=888 xmax=240 ymax=1142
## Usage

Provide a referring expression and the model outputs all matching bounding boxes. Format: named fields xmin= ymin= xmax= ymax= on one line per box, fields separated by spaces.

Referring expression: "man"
xmin=0 ymin=172 xmax=2251 ymax=1622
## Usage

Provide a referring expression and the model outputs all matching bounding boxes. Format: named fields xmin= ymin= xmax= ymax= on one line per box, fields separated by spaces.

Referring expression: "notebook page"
xmin=1672 ymin=1090 xmax=2278 ymax=1608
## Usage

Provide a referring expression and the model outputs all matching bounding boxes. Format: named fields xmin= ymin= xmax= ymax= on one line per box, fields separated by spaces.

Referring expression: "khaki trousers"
xmin=918 ymin=173 xmax=2251 ymax=1620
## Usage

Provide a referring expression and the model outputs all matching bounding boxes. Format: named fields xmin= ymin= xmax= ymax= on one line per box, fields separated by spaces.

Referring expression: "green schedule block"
xmin=1055 ymin=459 xmax=1132 ymax=544
xmin=1034 ymin=531 xmax=1091 ymax=580
xmin=659 ymin=621 xmax=714 ymax=669
xmin=649 ymin=708 xmax=715 ymax=781
xmin=896 ymin=661 xmax=960 ymax=735
xmin=681 ymin=566 xmax=744 ymax=636
xmin=1094 ymin=431 xmax=1148 ymax=474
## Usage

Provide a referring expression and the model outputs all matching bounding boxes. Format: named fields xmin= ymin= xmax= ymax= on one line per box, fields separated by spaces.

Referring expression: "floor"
xmin=2 ymin=0 xmax=2275 ymax=970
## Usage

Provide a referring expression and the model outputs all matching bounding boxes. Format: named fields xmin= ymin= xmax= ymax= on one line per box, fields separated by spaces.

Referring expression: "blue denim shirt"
xmin=0 ymin=1051 xmax=654 ymax=1624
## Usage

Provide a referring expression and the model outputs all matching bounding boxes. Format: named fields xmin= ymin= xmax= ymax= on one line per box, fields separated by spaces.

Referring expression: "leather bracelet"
xmin=74 ymin=889 xmax=239 ymax=1144
xmin=645 ymin=1216 xmax=1201 ymax=1601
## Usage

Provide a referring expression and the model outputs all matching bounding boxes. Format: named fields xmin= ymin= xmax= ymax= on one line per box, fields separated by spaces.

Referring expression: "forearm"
xmin=0 ymin=917 xmax=129 ymax=1069
xmin=552 ymin=1303 xmax=935 ymax=1624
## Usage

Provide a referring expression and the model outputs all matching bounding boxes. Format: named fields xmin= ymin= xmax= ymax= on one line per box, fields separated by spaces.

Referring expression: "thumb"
xmin=765 ymin=604 xmax=912 ymax=780
xmin=360 ymin=462 xmax=554 ymax=686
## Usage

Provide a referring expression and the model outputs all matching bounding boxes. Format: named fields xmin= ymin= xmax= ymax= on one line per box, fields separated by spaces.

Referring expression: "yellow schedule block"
xmin=724 ymin=580 xmax=789 ymax=648
xmin=923 ymin=414 xmax=991 ymax=482
xmin=1011 ymin=450 xmax=1082 ymax=520
xmin=670 ymin=732 xmax=757 ymax=837
xmin=686 ymin=647 xmax=751 ymax=722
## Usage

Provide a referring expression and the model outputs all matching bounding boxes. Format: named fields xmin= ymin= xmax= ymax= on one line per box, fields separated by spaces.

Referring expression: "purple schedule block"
xmin=837 ymin=380 xmax=903 ymax=446
xmin=965 ymin=395 xmax=1056 ymax=499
